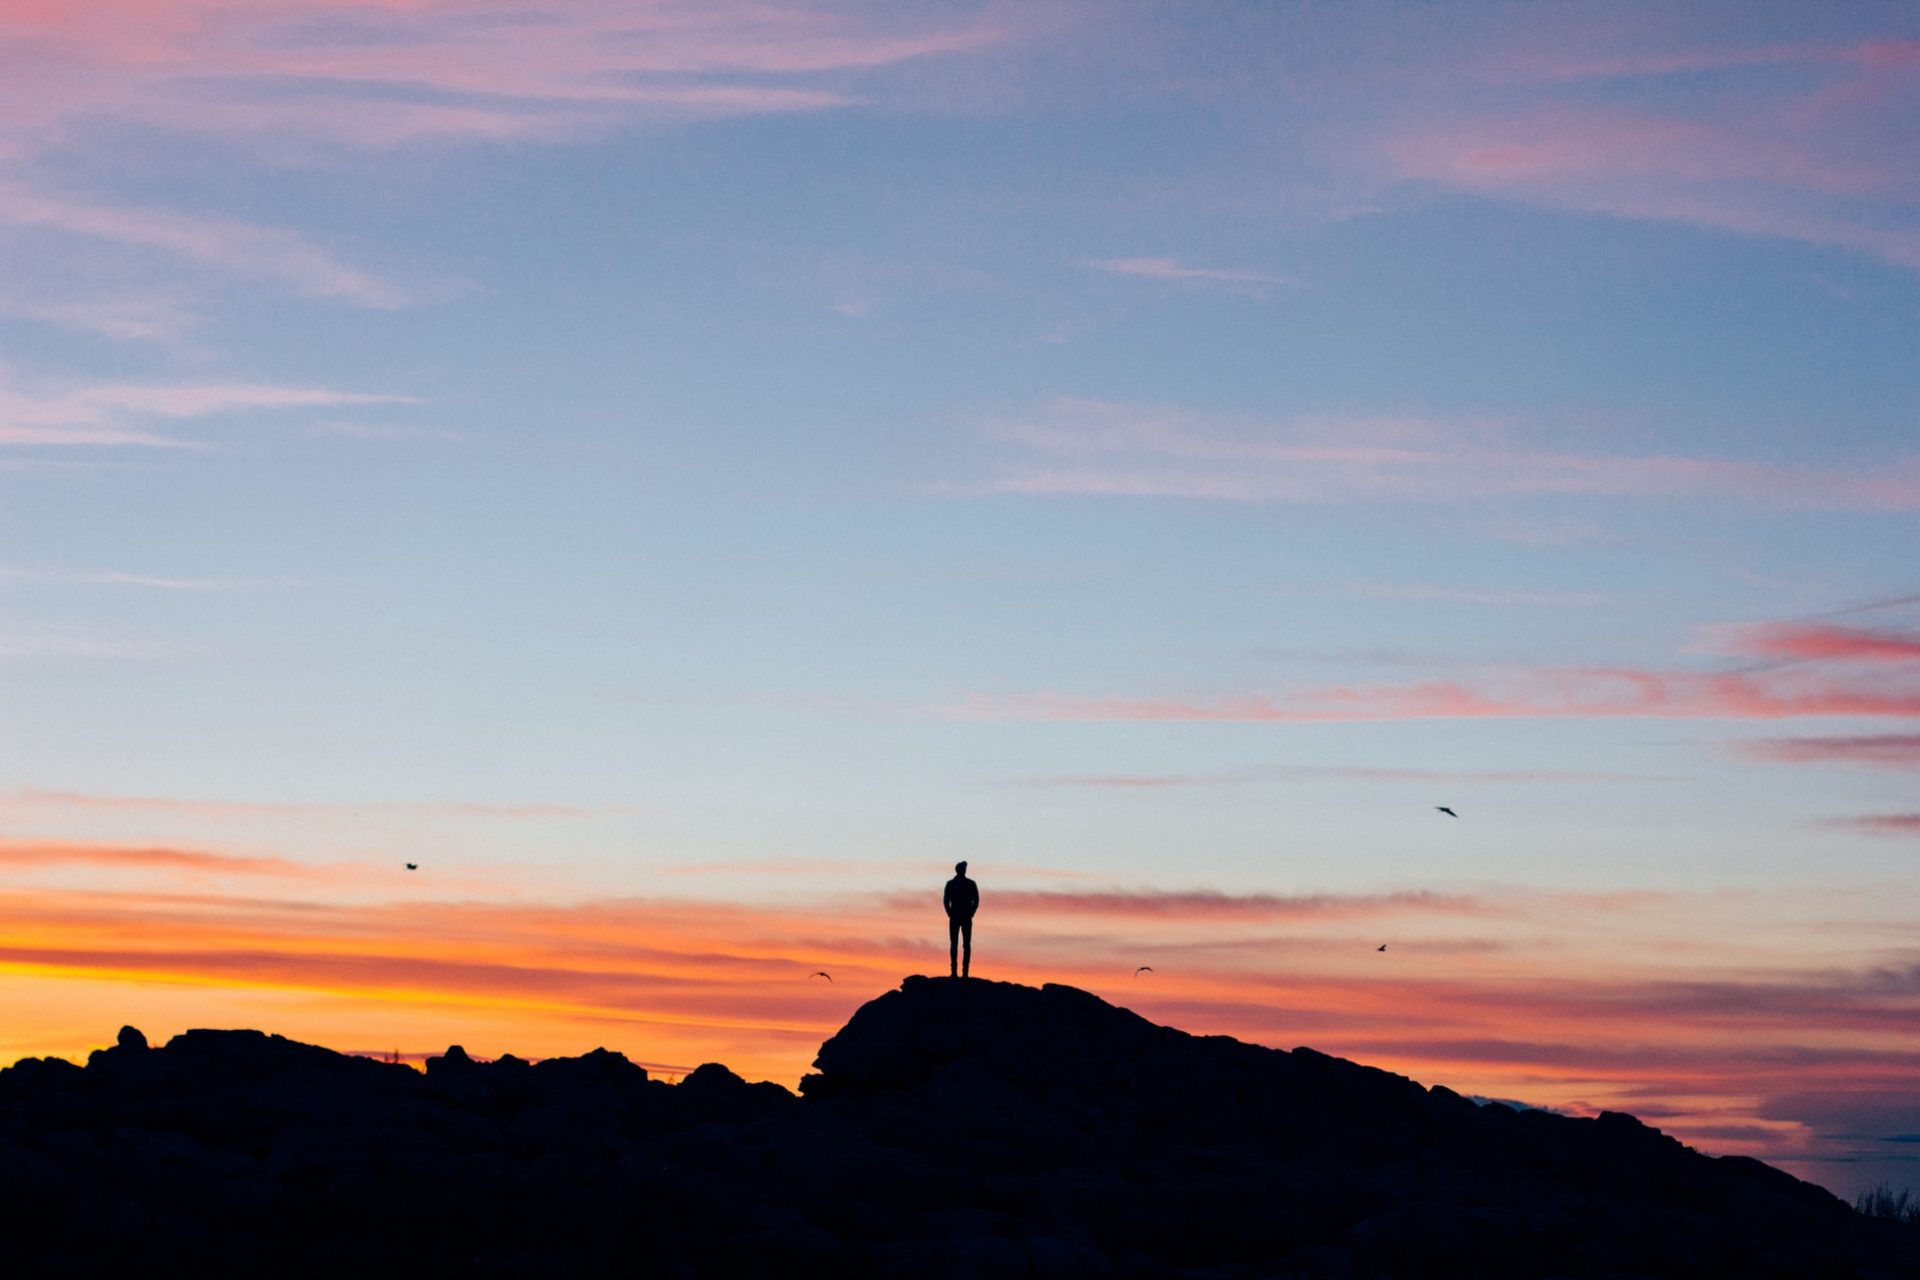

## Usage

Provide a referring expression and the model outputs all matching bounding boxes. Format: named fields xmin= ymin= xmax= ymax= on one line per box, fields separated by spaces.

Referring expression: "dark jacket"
xmin=944 ymin=875 xmax=978 ymax=920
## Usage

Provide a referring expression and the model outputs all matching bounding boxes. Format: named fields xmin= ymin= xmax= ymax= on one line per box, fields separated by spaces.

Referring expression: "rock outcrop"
xmin=0 ymin=978 xmax=1912 ymax=1277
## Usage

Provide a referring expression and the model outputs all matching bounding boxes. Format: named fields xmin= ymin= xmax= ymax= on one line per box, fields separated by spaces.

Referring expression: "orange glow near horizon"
xmin=4 ymin=839 xmax=1919 ymax=1192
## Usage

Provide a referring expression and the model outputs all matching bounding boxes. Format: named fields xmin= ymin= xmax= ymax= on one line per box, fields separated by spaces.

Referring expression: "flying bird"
xmin=1377 ymin=944 xmax=1387 ymax=952
xmin=404 ymin=862 xmax=419 ymax=870
xmin=1435 ymin=806 xmax=1458 ymax=818
xmin=809 ymin=971 xmax=832 ymax=982
xmin=1135 ymin=966 xmax=1153 ymax=976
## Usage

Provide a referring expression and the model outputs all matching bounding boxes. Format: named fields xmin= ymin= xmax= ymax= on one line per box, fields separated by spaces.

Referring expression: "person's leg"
xmin=948 ymin=916 xmax=959 ymax=977
xmin=960 ymin=917 xmax=972 ymax=977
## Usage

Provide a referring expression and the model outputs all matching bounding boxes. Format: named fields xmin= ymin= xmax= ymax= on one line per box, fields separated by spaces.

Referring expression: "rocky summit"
xmin=1 ymin=977 xmax=1913 ymax=1277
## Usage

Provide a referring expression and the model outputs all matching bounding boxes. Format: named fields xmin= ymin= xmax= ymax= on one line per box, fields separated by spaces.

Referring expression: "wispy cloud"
xmin=0 ymin=568 xmax=286 ymax=591
xmin=949 ymin=666 xmax=1920 ymax=726
xmin=973 ymin=399 xmax=1920 ymax=510
xmin=0 ymin=377 xmax=418 ymax=448
xmin=956 ymin=602 xmax=1920 ymax=733
xmin=0 ymin=838 xmax=311 ymax=878
xmin=1376 ymin=34 xmax=1920 ymax=270
xmin=1833 ymin=814 xmax=1920 ymax=836
xmin=0 ymin=1 xmax=1012 ymax=153
xmin=0 ymin=4 xmax=1017 ymax=311
xmin=1010 ymin=764 xmax=1635 ymax=788
xmin=1712 ymin=622 xmax=1920 ymax=664
xmin=17 ymin=296 xmax=200 ymax=345
xmin=1740 ymin=735 xmax=1920 ymax=771
xmin=1087 ymin=257 xmax=1294 ymax=291
xmin=2 ymin=790 xmax=615 ymax=822
xmin=0 ymin=187 xmax=410 ymax=308
xmin=915 ymin=887 xmax=1496 ymax=922
xmin=1 ymin=872 xmax=1916 ymax=1178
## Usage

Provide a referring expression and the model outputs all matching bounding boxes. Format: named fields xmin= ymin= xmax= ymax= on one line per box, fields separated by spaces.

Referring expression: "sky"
xmin=1 ymin=0 xmax=1917 ymax=1200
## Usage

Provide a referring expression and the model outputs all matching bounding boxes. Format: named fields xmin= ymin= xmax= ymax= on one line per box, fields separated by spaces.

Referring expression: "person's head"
xmin=955 ymin=860 xmax=968 ymax=875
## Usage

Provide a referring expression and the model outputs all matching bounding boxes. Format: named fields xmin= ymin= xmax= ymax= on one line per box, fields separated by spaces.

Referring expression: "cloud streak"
xmin=1718 ymin=622 xmax=1920 ymax=664
xmin=950 ymin=667 xmax=1920 ymax=726
xmin=1087 ymin=257 xmax=1293 ymax=290
xmin=0 ymin=839 xmax=311 ymax=879
xmin=3 ymin=870 xmax=1917 ymax=1187
xmin=886 ymin=887 xmax=1494 ymax=922
xmin=1739 ymin=734 xmax=1920 ymax=771
xmin=0 ymin=1 xmax=1011 ymax=152
xmin=0 ymin=378 xmax=418 ymax=448
xmin=1010 ymin=764 xmax=1636 ymax=788
xmin=975 ymin=399 xmax=1920 ymax=510
xmin=0 ymin=187 xmax=410 ymax=308
xmin=1375 ymin=31 xmax=1920 ymax=270
xmin=0 ymin=3 xmax=1016 ymax=311
xmin=2 ymin=791 xmax=613 ymax=822
xmin=1834 ymin=814 xmax=1920 ymax=836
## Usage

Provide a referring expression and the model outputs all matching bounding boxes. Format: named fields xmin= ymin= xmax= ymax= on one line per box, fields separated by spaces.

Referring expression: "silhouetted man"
xmin=944 ymin=860 xmax=978 ymax=978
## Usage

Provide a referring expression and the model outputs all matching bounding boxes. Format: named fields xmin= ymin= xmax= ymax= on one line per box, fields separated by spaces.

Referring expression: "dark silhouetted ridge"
xmin=1 ymin=983 xmax=1914 ymax=1277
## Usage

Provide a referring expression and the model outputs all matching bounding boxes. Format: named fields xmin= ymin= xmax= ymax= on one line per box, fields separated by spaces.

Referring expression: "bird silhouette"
xmin=1377 ymin=944 xmax=1387 ymax=952
xmin=1135 ymin=966 xmax=1153 ymax=976
xmin=1435 ymin=806 xmax=1458 ymax=818
xmin=809 ymin=971 xmax=832 ymax=982
xmin=404 ymin=862 xmax=419 ymax=870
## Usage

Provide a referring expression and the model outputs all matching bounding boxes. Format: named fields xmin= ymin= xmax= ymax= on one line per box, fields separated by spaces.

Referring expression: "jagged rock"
xmin=0 ymin=979 xmax=1913 ymax=1277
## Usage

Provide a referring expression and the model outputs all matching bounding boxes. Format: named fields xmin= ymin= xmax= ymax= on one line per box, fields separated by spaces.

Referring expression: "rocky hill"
xmin=1 ymin=976 xmax=1912 ymax=1277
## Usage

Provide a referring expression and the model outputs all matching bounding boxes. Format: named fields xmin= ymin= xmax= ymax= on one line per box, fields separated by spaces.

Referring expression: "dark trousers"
xmin=948 ymin=915 xmax=972 ymax=976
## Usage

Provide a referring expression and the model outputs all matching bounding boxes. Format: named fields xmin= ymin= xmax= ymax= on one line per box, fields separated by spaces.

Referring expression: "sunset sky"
xmin=2 ymin=0 xmax=1918 ymax=1200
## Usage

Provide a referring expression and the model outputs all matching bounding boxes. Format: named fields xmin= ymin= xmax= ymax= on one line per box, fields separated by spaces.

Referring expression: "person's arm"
xmin=943 ymin=882 xmax=953 ymax=914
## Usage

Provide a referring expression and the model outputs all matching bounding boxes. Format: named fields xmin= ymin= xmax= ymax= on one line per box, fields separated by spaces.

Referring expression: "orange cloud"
xmin=0 ymin=838 xmax=312 ymax=878
xmin=1 ymin=866 xmax=1917 ymax=1189
xmin=915 ymin=888 xmax=1496 ymax=922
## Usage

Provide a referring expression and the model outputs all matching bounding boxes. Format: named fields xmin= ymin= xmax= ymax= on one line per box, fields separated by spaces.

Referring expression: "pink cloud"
xmin=0 ymin=838 xmax=311 ymax=878
xmin=1717 ymin=622 xmax=1920 ymax=663
xmin=977 ymin=399 xmax=1920 ymax=510
xmin=1740 ymin=735 xmax=1920 ymax=770
xmin=914 ymin=888 xmax=1496 ymax=922
xmin=1835 ymin=814 xmax=1920 ymax=836
xmin=949 ymin=665 xmax=1920 ymax=725
xmin=1491 ymin=37 xmax=1920 ymax=85
xmin=0 ymin=4 xmax=1018 ymax=310
xmin=0 ymin=2 xmax=1010 ymax=151
xmin=1377 ymin=41 xmax=1920 ymax=270
xmin=0 ymin=377 xmax=417 ymax=449
xmin=2 ymin=867 xmax=1916 ymax=1179
xmin=1012 ymin=764 xmax=1634 ymax=788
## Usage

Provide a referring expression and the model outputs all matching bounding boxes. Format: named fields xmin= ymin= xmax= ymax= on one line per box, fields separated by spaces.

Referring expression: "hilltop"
xmin=1 ymin=976 xmax=1912 ymax=1277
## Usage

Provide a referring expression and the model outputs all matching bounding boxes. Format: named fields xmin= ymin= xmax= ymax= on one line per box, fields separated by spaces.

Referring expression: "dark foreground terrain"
xmin=2 ymin=976 xmax=1912 ymax=1277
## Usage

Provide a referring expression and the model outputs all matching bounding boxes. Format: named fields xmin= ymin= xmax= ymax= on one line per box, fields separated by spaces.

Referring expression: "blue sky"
xmin=2 ymin=0 xmax=1918 ymax=1198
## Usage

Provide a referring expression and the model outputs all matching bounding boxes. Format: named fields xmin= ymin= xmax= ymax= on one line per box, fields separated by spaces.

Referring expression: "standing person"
xmin=944 ymin=861 xmax=979 ymax=978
